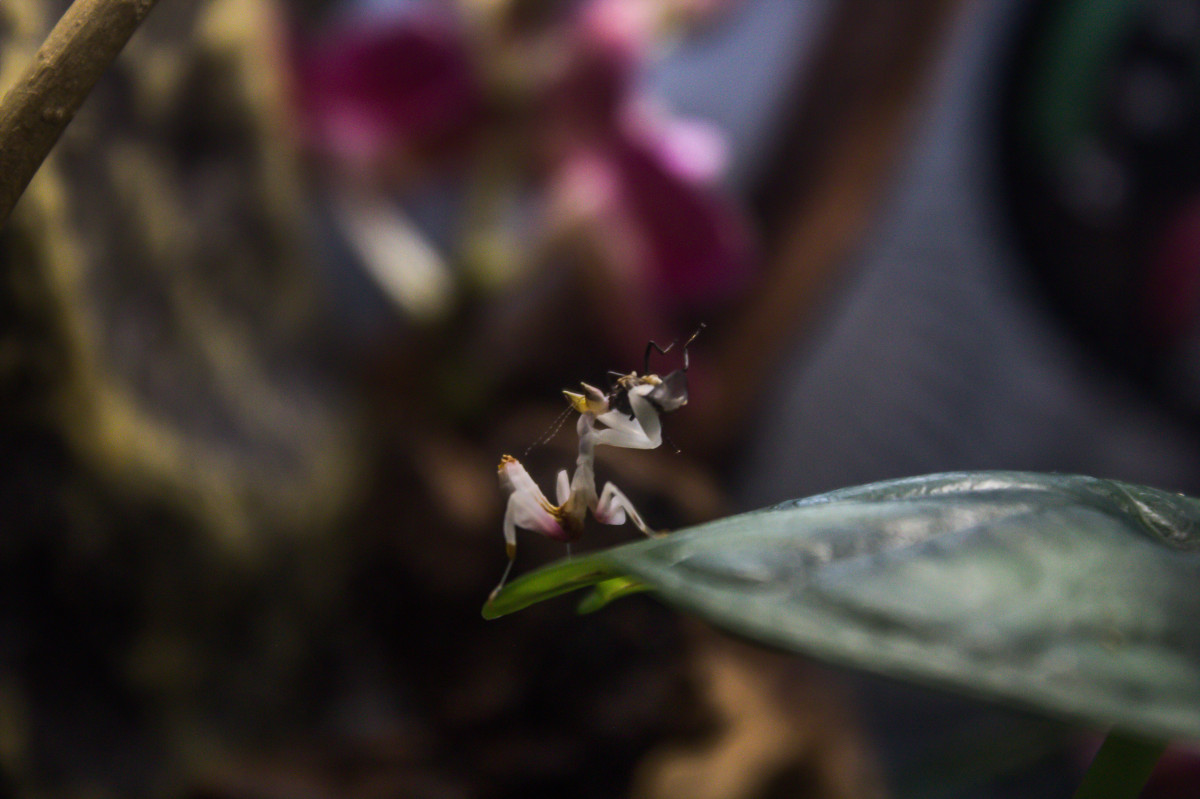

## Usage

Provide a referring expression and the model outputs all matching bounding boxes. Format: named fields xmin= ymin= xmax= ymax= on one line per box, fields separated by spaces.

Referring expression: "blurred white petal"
xmin=333 ymin=192 xmax=455 ymax=323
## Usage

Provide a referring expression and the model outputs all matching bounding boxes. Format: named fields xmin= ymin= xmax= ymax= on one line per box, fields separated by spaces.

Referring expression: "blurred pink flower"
xmin=549 ymin=109 xmax=751 ymax=311
xmin=543 ymin=0 xmax=752 ymax=312
xmin=1143 ymin=195 xmax=1200 ymax=347
xmin=292 ymin=7 xmax=481 ymax=172
xmin=291 ymin=0 xmax=753 ymax=323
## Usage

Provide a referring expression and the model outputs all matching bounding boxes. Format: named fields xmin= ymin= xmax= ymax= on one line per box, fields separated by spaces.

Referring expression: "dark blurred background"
xmin=2 ymin=0 xmax=1199 ymax=797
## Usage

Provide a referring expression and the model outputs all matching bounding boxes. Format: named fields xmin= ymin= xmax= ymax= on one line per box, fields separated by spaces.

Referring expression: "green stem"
xmin=1072 ymin=731 xmax=1167 ymax=799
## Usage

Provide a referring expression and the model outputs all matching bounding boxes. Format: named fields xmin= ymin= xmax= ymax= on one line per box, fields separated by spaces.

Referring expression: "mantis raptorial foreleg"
xmin=488 ymin=327 xmax=703 ymax=601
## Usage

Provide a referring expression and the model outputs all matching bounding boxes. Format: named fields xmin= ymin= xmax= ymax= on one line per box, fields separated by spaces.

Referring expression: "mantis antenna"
xmin=522 ymin=403 xmax=575 ymax=458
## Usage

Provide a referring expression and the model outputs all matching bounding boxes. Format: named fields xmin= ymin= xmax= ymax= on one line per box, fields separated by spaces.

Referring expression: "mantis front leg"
xmin=594 ymin=389 xmax=662 ymax=449
xmin=492 ymin=455 xmax=569 ymax=600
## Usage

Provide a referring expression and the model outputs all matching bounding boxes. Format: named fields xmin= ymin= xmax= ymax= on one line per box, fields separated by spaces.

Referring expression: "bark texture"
xmin=0 ymin=0 xmax=159 ymax=225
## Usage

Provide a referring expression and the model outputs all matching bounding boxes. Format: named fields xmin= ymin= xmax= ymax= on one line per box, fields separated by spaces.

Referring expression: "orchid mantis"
xmin=489 ymin=327 xmax=703 ymax=600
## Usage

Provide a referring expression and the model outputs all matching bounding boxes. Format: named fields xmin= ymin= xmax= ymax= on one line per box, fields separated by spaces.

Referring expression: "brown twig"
xmin=683 ymin=0 xmax=966 ymax=456
xmin=0 ymin=0 xmax=160 ymax=227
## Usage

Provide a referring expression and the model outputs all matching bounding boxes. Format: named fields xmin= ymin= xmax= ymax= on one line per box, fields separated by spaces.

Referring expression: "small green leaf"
xmin=484 ymin=472 xmax=1200 ymax=741
xmin=576 ymin=576 xmax=652 ymax=614
xmin=481 ymin=555 xmax=618 ymax=619
xmin=1073 ymin=731 xmax=1167 ymax=799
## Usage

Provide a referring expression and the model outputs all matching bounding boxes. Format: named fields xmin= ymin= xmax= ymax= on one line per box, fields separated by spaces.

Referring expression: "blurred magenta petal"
xmin=552 ymin=150 xmax=625 ymax=222
xmin=1144 ymin=195 xmax=1200 ymax=346
xmin=294 ymin=10 xmax=481 ymax=166
xmin=544 ymin=3 xmax=750 ymax=310
xmin=578 ymin=0 xmax=655 ymax=64
xmin=551 ymin=116 xmax=752 ymax=312
xmin=626 ymin=104 xmax=728 ymax=184
xmin=612 ymin=131 xmax=752 ymax=308
xmin=547 ymin=0 xmax=649 ymax=138
xmin=293 ymin=0 xmax=755 ymax=320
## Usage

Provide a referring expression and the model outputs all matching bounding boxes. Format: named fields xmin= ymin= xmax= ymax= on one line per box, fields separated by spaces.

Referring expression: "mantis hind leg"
xmin=488 ymin=555 xmax=516 ymax=602
xmin=594 ymin=481 xmax=667 ymax=538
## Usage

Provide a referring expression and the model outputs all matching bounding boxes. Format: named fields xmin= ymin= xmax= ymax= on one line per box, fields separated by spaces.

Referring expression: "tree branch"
xmin=0 ymin=0 xmax=161 ymax=228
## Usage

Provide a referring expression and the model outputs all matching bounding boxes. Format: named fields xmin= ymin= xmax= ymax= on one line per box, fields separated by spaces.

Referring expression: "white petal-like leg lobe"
xmin=594 ymin=389 xmax=662 ymax=450
xmin=595 ymin=481 xmax=663 ymax=537
xmin=556 ymin=469 xmax=570 ymax=506
xmin=492 ymin=450 xmax=577 ymax=600
xmin=498 ymin=456 xmax=564 ymax=544
xmin=593 ymin=412 xmax=654 ymax=449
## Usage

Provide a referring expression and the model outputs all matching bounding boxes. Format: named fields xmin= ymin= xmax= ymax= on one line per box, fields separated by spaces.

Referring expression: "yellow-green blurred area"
xmin=3 ymin=0 xmax=1200 ymax=797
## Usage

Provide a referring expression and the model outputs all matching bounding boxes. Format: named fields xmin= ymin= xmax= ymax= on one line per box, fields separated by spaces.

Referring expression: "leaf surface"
xmin=484 ymin=472 xmax=1200 ymax=740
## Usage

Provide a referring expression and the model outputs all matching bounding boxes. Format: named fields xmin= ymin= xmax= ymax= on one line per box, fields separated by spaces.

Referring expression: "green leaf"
xmin=483 ymin=472 xmax=1200 ymax=741
xmin=481 ymin=556 xmax=620 ymax=619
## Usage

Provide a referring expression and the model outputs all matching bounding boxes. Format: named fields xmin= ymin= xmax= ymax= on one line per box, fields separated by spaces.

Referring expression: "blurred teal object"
xmin=486 ymin=472 xmax=1200 ymax=743
xmin=1003 ymin=0 xmax=1200 ymax=408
